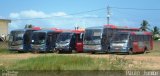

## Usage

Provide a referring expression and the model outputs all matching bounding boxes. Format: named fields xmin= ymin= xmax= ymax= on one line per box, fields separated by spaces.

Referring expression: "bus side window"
xmin=132 ymin=35 xmax=136 ymax=42
xmin=129 ymin=36 xmax=133 ymax=41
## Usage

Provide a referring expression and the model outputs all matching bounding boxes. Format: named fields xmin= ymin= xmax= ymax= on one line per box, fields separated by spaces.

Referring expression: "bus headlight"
xmin=19 ymin=46 xmax=23 ymax=50
xmin=95 ymin=45 xmax=101 ymax=50
xmin=64 ymin=43 xmax=69 ymax=47
xmin=122 ymin=43 xmax=128 ymax=49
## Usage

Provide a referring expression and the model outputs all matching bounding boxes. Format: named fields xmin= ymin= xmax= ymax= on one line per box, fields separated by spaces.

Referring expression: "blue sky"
xmin=0 ymin=0 xmax=160 ymax=30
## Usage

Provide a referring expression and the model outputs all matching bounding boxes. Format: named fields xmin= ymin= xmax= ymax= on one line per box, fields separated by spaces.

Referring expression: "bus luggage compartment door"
xmin=133 ymin=42 xmax=140 ymax=52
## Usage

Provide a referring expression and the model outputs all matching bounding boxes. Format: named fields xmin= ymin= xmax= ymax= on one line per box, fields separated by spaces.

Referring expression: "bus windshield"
xmin=32 ymin=32 xmax=46 ymax=45
xmin=112 ymin=33 xmax=129 ymax=43
xmin=56 ymin=33 xmax=72 ymax=43
xmin=9 ymin=31 xmax=24 ymax=45
xmin=84 ymin=29 xmax=102 ymax=44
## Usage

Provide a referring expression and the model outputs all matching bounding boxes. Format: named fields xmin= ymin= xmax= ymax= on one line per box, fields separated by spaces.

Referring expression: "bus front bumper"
xmin=83 ymin=45 xmax=104 ymax=53
xmin=31 ymin=45 xmax=47 ymax=52
xmin=109 ymin=47 xmax=129 ymax=53
xmin=55 ymin=47 xmax=70 ymax=52
xmin=9 ymin=46 xmax=23 ymax=51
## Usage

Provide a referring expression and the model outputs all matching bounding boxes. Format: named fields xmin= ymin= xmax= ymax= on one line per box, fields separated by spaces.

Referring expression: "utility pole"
xmin=107 ymin=6 xmax=110 ymax=25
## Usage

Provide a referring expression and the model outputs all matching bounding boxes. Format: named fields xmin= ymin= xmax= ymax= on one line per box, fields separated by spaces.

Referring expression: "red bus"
xmin=83 ymin=24 xmax=140 ymax=54
xmin=109 ymin=31 xmax=153 ymax=54
xmin=55 ymin=29 xmax=84 ymax=53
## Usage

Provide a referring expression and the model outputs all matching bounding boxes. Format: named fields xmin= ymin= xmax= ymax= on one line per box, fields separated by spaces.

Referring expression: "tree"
xmin=140 ymin=20 xmax=150 ymax=31
xmin=25 ymin=24 xmax=34 ymax=29
xmin=152 ymin=26 xmax=159 ymax=35
xmin=152 ymin=26 xmax=160 ymax=40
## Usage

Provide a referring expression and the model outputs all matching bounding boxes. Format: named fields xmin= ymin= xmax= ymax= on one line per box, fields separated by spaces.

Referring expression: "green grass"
xmin=0 ymin=49 xmax=17 ymax=54
xmin=0 ymin=49 xmax=11 ymax=54
xmin=9 ymin=55 xmax=101 ymax=70
xmin=0 ymin=42 xmax=17 ymax=54
xmin=0 ymin=55 xmax=133 ymax=70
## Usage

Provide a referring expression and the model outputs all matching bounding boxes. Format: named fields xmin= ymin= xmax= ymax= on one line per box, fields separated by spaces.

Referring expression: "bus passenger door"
xmin=76 ymin=33 xmax=83 ymax=53
xmin=46 ymin=34 xmax=53 ymax=51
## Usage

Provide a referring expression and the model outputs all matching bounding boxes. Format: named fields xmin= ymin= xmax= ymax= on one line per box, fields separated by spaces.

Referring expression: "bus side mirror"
xmin=129 ymin=38 xmax=132 ymax=41
xmin=80 ymin=33 xmax=83 ymax=39
xmin=100 ymin=35 xmax=103 ymax=39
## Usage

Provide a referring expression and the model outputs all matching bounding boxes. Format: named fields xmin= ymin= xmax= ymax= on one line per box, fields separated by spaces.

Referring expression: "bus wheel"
xmin=91 ymin=51 xmax=95 ymax=54
xmin=143 ymin=47 xmax=148 ymax=54
xmin=68 ymin=49 xmax=72 ymax=53
xmin=52 ymin=49 xmax=56 ymax=53
xmin=18 ymin=51 xmax=24 ymax=53
xmin=58 ymin=50 xmax=61 ymax=54
xmin=69 ymin=51 xmax=72 ymax=53
xmin=33 ymin=50 xmax=39 ymax=54
xmin=128 ymin=49 xmax=133 ymax=55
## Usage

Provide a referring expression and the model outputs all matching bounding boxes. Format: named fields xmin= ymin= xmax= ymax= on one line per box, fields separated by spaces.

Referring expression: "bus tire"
xmin=52 ymin=49 xmax=56 ymax=53
xmin=68 ymin=49 xmax=73 ymax=53
xmin=68 ymin=48 xmax=73 ymax=53
xmin=58 ymin=50 xmax=62 ymax=54
xmin=91 ymin=51 xmax=95 ymax=54
xmin=143 ymin=47 xmax=148 ymax=54
xmin=128 ymin=48 xmax=133 ymax=55
xmin=69 ymin=51 xmax=72 ymax=53
xmin=18 ymin=51 xmax=23 ymax=53
xmin=33 ymin=50 xmax=39 ymax=54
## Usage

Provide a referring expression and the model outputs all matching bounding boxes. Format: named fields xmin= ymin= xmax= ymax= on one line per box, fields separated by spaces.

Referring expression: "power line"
xmin=10 ymin=6 xmax=160 ymax=21
xmin=111 ymin=7 xmax=160 ymax=11
xmin=11 ymin=8 xmax=106 ymax=21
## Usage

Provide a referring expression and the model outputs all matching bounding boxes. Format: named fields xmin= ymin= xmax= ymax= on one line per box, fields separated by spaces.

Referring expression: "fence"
xmin=0 ymin=41 xmax=8 ymax=49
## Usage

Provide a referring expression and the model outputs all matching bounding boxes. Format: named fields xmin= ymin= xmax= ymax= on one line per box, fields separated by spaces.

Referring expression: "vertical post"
xmin=75 ymin=25 xmax=79 ymax=30
xmin=107 ymin=6 xmax=110 ymax=25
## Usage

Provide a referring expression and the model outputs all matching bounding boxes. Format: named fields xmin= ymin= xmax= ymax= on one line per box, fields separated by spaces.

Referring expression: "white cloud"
xmin=10 ymin=10 xmax=49 ymax=18
xmin=20 ymin=10 xmax=48 ymax=18
xmin=9 ymin=13 xmax=20 ymax=18
xmin=51 ymin=12 xmax=67 ymax=17
xmin=8 ymin=10 xmax=105 ymax=30
xmin=9 ymin=10 xmax=69 ymax=19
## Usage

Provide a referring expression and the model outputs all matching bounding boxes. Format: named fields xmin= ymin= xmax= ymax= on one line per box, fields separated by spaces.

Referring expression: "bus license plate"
xmin=115 ymin=48 xmax=119 ymax=52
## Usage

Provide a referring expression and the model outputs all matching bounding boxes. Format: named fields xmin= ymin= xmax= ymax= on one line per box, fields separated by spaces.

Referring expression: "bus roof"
xmin=119 ymin=31 xmax=152 ymax=35
xmin=32 ymin=26 xmax=41 ymax=30
xmin=50 ymin=28 xmax=63 ymax=33
xmin=85 ymin=26 xmax=103 ymax=29
xmin=59 ymin=30 xmax=84 ymax=34
xmin=85 ymin=25 xmax=140 ymax=31
xmin=104 ymin=24 xmax=140 ymax=31
xmin=33 ymin=30 xmax=56 ymax=33
xmin=71 ymin=30 xmax=85 ymax=34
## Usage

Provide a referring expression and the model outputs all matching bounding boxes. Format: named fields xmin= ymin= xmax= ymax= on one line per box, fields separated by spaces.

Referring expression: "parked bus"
xmin=31 ymin=30 xmax=61 ymax=53
xmin=55 ymin=30 xmax=84 ymax=53
xmin=83 ymin=24 xmax=140 ymax=53
xmin=109 ymin=31 xmax=153 ymax=54
xmin=8 ymin=27 xmax=41 ymax=52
